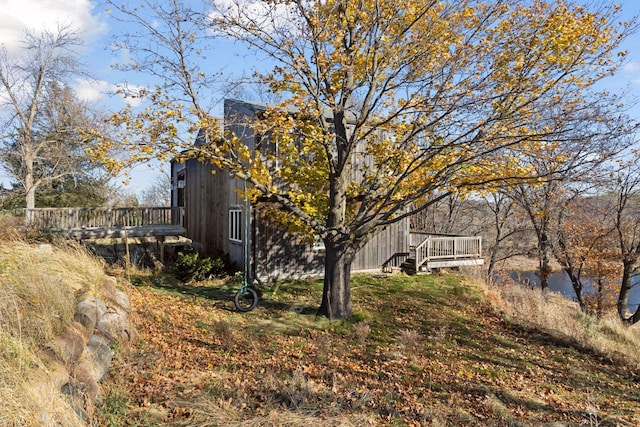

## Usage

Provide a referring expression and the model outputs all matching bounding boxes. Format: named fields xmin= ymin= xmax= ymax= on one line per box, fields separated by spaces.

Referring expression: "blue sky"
xmin=1 ymin=0 xmax=640 ymax=195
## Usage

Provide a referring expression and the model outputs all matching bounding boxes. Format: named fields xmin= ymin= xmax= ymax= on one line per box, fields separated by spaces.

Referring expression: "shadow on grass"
xmin=153 ymin=279 xmax=236 ymax=300
xmin=138 ymin=274 xmax=321 ymax=315
xmin=256 ymin=299 xmax=318 ymax=314
xmin=136 ymin=275 xmax=240 ymax=312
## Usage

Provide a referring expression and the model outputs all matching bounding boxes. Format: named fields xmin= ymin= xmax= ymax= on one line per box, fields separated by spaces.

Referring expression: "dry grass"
xmin=0 ymin=347 xmax=85 ymax=427
xmin=397 ymin=328 xmax=422 ymax=355
xmin=0 ymin=213 xmax=23 ymax=241
xmin=352 ymin=321 xmax=371 ymax=343
xmin=0 ymin=239 xmax=108 ymax=426
xmin=483 ymin=275 xmax=640 ymax=369
xmin=0 ymin=241 xmax=106 ymax=343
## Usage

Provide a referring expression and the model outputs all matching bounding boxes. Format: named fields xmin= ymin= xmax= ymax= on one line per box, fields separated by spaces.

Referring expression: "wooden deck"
xmin=396 ymin=232 xmax=484 ymax=274
xmin=20 ymin=208 xmax=481 ymax=273
xmin=23 ymin=207 xmax=186 ymax=240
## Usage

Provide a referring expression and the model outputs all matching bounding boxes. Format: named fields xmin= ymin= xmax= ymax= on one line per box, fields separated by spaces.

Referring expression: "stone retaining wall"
xmin=42 ymin=276 xmax=135 ymax=422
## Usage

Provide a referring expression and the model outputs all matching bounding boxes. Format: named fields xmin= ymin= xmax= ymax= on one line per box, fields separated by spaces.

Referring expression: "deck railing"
xmin=410 ymin=232 xmax=482 ymax=271
xmin=24 ymin=207 xmax=185 ymax=231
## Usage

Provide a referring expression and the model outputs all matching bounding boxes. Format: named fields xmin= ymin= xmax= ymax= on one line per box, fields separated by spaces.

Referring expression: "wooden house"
xmin=170 ymin=99 xmax=412 ymax=282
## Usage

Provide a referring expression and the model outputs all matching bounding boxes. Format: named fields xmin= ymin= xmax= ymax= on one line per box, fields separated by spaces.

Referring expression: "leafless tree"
xmin=0 ymin=26 xmax=101 ymax=209
xmin=139 ymin=171 xmax=171 ymax=206
xmin=480 ymin=191 xmax=533 ymax=280
xmin=507 ymin=108 xmax=635 ymax=290
xmin=611 ymin=160 xmax=640 ymax=323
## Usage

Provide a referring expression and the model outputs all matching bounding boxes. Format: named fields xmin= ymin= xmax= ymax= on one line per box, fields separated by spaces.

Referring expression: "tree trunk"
xmin=25 ymin=184 xmax=36 ymax=210
xmin=24 ymin=162 xmax=36 ymax=225
xmin=318 ymin=239 xmax=355 ymax=319
xmin=563 ymin=268 xmax=586 ymax=312
xmin=537 ymin=234 xmax=552 ymax=291
xmin=25 ymin=162 xmax=36 ymax=210
xmin=617 ymin=260 xmax=640 ymax=324
xmin=486 ymin=250 xmax=497 ymax=283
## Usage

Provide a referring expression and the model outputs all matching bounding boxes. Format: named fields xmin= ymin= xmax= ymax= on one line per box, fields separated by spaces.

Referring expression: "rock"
xmin=69 ymin=320 xmax=91 ymax=342
xmin=46 ymin=328 xmax=85 ymax=365
xmin=50 ymin=286 xmax=133 ymax=423
xmin=63 ymin=334 xmax=112 ymax=422
xmin=78 ymin=295 xmax=108 ymax=311
xmin=97 ymin=309 xmax=130 ymax=342
xmin=85 ymin=334 xmax=113 ymax=381
xmin=43 ymin=357 xmax=70 ymax=390
xmin=114 ymin=289 xmax=130 ymax=310
xmin=72 ymin=358 xmax=102 ymax=398
xmin=74 ymin=297 xmax=107 ymax=332
xmin=102 ymin=276 xmax=118 ymax=302
xmin=61 ymin=383 xmax=89 ymax=422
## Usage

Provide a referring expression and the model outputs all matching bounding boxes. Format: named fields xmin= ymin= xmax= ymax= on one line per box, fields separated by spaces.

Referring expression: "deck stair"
xmin=400 ymin=232 xmax=484 ymax=274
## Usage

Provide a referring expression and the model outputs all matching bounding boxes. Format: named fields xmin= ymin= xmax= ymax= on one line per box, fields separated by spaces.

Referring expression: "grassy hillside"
xmin=98 ymin=271 xmax=640 ymax=426
xmin=0 ymin=241 xmax=107 ymax=426
xmin=1 ymin=237 xmax=638 ymax=426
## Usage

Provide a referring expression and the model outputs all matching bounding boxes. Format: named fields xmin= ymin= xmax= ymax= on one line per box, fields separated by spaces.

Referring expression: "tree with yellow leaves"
xmin=95 ymin=0 xmax=635 ymax=319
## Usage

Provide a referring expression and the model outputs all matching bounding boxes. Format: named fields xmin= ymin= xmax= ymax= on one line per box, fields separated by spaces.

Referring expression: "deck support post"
xmin=156 ymin=236 xmax=166 ymax=264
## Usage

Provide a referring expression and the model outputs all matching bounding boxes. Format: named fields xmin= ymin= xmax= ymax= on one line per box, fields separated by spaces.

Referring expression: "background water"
xmin=509 ymin=270 xmax=640 ymax=312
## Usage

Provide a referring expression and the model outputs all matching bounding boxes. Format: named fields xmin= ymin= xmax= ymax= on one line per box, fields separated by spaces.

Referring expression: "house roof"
xmin=225 ymin=98 xmax=296 ymax=115
xmin=224 ymin=98 xmax=358 ymax=123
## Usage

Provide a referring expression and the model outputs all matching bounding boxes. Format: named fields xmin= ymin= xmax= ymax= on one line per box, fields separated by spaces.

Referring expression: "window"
xmin=176 ymin=172 xmax=185 ymax=207
xmin=312 ymin=235 xmax=325 ymax=253
xmin=229 ymin=209 xmax=243 ymax=242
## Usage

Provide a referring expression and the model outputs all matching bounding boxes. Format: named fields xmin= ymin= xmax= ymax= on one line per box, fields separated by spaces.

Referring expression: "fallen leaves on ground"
xmin=98 ymin=274 xmax=640 ymax=426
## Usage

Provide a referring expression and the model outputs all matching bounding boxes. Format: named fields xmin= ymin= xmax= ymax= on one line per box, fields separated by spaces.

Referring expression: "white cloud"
xmin=114 ymin=83 xmax=147 ymax=108
xmin=622 ymin=62 xmax=640 ymax=86
xmin=73 ymin=78 xmax=149 ymax=108
xmin=73 ymin=78 xmax=112 ymax=102
xmin=210 ymin=0 xmax=304 ymax=37
xmin=0 ymin=0 xmax=107 ymax=54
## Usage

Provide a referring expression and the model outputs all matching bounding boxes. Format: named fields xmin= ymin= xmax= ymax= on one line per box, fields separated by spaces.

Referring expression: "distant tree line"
xmin=412 ymin=150 xmax=640 ymax=324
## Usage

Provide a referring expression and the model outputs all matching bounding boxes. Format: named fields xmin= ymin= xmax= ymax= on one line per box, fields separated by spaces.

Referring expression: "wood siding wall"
xmin=172 ymin=99 xmax=412 ymax=279
xmin=251 ymin=203 xmax=409 ymax=281
xmin=181 ymin=158 xmax=228 ymax=258
xmin=352 ymin=220 xmax=409 ymax=271
xmin=253 ymin=204 xmax=324 ymax=281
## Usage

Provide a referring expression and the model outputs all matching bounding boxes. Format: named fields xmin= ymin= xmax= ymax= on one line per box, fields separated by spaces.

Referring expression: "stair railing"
xmin=410 ymin=233 xmax=482 ymax=271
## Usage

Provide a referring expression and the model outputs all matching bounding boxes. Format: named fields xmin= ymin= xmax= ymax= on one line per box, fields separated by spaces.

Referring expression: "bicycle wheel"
xmin=234 ymin=287 xmax=258 ymax=312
